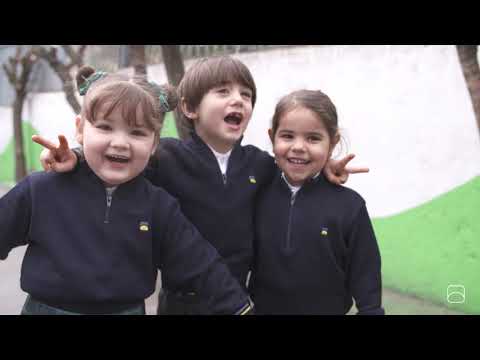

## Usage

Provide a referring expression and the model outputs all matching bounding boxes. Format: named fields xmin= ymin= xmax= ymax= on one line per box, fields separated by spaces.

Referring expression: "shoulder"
xmin=26 ymin=170 xmax=63 ymax=188
xmin=141 ymin=177 xmax=179 ymax=210
xmin=159 ymin=137 xmax=182 ymax=148
xmin=333 ymin=184 xmax=365 ymax=204
xmin=155 ymin=137 xmax=183 ymax=157
xmin=241 ymin=144 xmax=272 ymax=160
xmin=239 ymin=144 xmax=276 ymax=183
xmin=318 ymin=180 xmax=366 ymax=210
xmin=240 ymin=144 xmax=275 ymax=169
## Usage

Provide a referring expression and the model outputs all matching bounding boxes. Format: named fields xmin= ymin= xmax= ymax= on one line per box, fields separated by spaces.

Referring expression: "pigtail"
xmin=149 ymin=82 xmax=179 ymax=113
xmin=76 ymin=65 xmax=108 ymax=96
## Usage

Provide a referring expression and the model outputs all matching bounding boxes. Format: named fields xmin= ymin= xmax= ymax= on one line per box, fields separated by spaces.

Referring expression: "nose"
xmin=110 ymin=131 xmax=130 ymax=149
xmin=291 ymin=138 xmax=306 ymax=152
xmin=229 ymin=89 xmax=244 ymax=107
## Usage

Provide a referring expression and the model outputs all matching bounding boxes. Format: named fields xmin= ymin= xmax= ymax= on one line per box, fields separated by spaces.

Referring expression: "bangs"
xmin=85 ymin=82 xmax=160 ymax=131
xmin=185 ymin=57 xmax=257 ymax=108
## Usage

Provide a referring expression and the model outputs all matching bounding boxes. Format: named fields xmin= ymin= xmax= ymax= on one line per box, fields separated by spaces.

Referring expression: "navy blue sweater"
xmin=250 ymin=170 xmax=384 ymax=315
xmin=0 ymin=162 xmax=251 ymax=314
xmin=146 ymin=133 xmax=276 ymax=288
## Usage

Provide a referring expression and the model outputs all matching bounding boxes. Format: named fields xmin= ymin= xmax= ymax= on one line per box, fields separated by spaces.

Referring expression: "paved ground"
xmin=0 ymin=184 xmax=466 ymax=315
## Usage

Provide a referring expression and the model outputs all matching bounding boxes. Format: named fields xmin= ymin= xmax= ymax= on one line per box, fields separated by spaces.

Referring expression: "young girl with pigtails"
xmin=0 ymin=65 xmax=253 ymax=315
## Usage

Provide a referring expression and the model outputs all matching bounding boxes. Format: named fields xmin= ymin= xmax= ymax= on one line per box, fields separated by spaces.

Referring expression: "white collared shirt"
xmin=207 ymin=145 xmax=232 ymax=176
xmin=281 ymin=172 xmax=321 ymax=196
xmin=281 ymin=173 xmax=302 ymax=196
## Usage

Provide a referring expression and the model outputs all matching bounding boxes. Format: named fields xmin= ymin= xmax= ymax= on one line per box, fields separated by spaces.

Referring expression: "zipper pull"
xmin=290 ymin=192 xmax=296 ymax=206
xmin=222 ymin=173 xmax=227 ymax=185
xmin=104 ymin=193 xmax=113 ymax=224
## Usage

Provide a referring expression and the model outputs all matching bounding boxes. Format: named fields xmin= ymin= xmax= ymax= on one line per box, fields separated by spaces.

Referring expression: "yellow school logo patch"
xmin=139 ymin=221 xmax=150 ymax=232
xmin=321 ymin=227 xmax=328 ymax=236
xmin=249 ymin=175 xmax=257 ymax=184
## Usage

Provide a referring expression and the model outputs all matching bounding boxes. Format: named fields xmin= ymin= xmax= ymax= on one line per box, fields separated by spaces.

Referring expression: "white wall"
xmin=1 ymin=45 xmax=479 ymax=217
xmin=239 ymin=45 xmax=480 ymax=217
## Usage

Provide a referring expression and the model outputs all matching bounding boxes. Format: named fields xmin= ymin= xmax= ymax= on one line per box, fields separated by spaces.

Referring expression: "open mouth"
xmin=287 ymin=158 xmax=310 ymax=165
xmin=224 ymin=112 xmax=243 ymax=126
xmin=105 ymin=154 xmax=130 ymax=163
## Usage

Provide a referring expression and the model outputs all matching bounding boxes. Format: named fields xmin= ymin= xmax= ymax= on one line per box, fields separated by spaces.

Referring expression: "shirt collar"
xmin=281 ymin=171 xmax=321 ymax=194
xmin=207 ymin=144 xmax=232 ymax=175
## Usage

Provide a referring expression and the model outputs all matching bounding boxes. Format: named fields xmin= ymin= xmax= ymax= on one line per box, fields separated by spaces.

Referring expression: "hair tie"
xmin=78 ymin=71 xmax=108 ymax=96
xmin=158 ymin=92 xmax=170 ymax=112
xmin=149 ymin=81 xmax=170 ymax=112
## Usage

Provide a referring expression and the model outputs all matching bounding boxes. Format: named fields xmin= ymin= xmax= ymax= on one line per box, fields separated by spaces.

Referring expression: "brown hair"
xmin=177 ymin=56 xmax=257 ymax=135
xmin=271 ymin=89 xmax=339 ymax=144
xmin=76 ymin=65 xmax=178 ymax=143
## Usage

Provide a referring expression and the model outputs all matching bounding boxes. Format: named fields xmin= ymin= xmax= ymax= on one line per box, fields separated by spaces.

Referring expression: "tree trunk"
xmin=13 ymin=95 xmax=27 ymax=181
xmin=456 ymin=45 xmax=480 ymax=138
xmin=3 ymin=47 xmax=37 ymax=182
xmin=161 ymin=45 xmax=185 ymax=86
xmin=32 ymin=46 xmax=82 ymax=114
xmin=55 ymin=68 xmax=81 ymax=114
xmin=129 ymin=45 xmax=147 ymax=76
xmin=62 ymin=76 xmax=81 ymax=114
xmin=161 ymin=45 xmax=188 ymax=140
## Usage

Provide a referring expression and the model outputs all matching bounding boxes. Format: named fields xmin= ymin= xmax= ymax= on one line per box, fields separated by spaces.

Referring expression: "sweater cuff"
xmin=72 ymin=147 xmax=85 ymax=164
xmin=234 ymin=297 xmax=255 ymax=315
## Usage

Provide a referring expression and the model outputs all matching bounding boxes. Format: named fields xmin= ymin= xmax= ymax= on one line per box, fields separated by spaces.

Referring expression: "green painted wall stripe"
xmin=0 ymin=122 xmax=43 ymax=183
xmin=373 ymin=175 xmax=480 ymax=314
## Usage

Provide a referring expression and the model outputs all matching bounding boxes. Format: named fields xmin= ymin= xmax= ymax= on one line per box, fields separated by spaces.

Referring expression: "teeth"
xmin=288 ymin=158 xmax=308 ymax=164
xmin=106 ymin=154 xmax=129 ymax=163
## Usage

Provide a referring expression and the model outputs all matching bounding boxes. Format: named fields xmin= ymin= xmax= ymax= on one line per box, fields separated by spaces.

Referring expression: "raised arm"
xmin=0 ymin=178 xmax=32 ymax=260
xmin=154 ymin=198 xmax=253 ymax=315
xmin=32 ymin=134 xmax=78 ymax=173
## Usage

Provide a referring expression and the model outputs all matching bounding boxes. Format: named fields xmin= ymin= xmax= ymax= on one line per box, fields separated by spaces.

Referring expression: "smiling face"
xmin=183 ymin=81 xmax=253 ymax=153
xmin=75 ymin=106 xmax=157 ymax=187
xmin=270 ymin=107 xmax=338 ymax=187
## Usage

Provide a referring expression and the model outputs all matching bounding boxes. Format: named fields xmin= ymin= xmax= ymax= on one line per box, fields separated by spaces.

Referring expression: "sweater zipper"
xmin=222 ymin=173 xmax=227 ymax=185
xmin=286 ymin=191 xmax=297 ymax=251
xmin=104 ymin=191 xmax=113 ymax=224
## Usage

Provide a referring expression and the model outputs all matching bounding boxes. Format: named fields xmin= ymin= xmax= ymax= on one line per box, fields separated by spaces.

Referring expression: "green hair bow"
xmin=149 ymin=81 xmax=170 ymax=112
xmin=78 ymin=71 xmax=108 ymax=96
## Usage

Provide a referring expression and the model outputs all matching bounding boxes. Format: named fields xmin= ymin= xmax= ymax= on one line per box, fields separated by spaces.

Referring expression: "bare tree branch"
xmin=61 ymin=45 xmax=86 ymax=69
xmin=32 ymin=45 xmax=87 ymax=114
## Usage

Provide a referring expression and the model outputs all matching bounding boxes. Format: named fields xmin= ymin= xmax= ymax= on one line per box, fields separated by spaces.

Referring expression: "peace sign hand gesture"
xmin=32 ymin=134 xmax=78 ymax=173
xmin=323 ymin=154 xmax=369 ymax=185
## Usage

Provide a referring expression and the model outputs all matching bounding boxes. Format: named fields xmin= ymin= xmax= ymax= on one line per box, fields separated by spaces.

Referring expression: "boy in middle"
xmin=36 ymin=56 xmax=365 ymax=314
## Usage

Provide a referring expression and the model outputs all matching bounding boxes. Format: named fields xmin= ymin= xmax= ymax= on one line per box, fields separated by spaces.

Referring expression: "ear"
xmin=180 ymin=97 xmax=199 ymax=120
xmin=268 ymin=128 xmax=274 ymax=144
xmin=329 ymin=132 xmax=340 ymax=157
xmin=75 ymin=115 xmax=84 ymax=145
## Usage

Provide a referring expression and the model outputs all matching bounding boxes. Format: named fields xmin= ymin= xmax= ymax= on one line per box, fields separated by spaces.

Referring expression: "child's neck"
xmin=196 ymin=133 xmax=235 ymax=154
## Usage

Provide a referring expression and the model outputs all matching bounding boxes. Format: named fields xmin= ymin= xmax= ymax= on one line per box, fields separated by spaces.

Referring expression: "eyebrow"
xmin=277 ymin=129 xmax=324 ymax=136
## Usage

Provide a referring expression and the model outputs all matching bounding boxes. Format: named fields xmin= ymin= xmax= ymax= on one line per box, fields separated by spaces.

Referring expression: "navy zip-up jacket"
xmin=0 ymin=162 xmax=251 ymax=314
xmin=250 ymin=170 xmax=384 ymax=315
xmin=146 ymin=133 xmax=276 ymax=288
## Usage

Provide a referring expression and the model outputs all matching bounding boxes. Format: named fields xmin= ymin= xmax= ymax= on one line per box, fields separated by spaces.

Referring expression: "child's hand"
xmin=323 ymin=154 xmax=369 ymax=185
xmin=32 ymin=134 xmax=78 ymax=173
